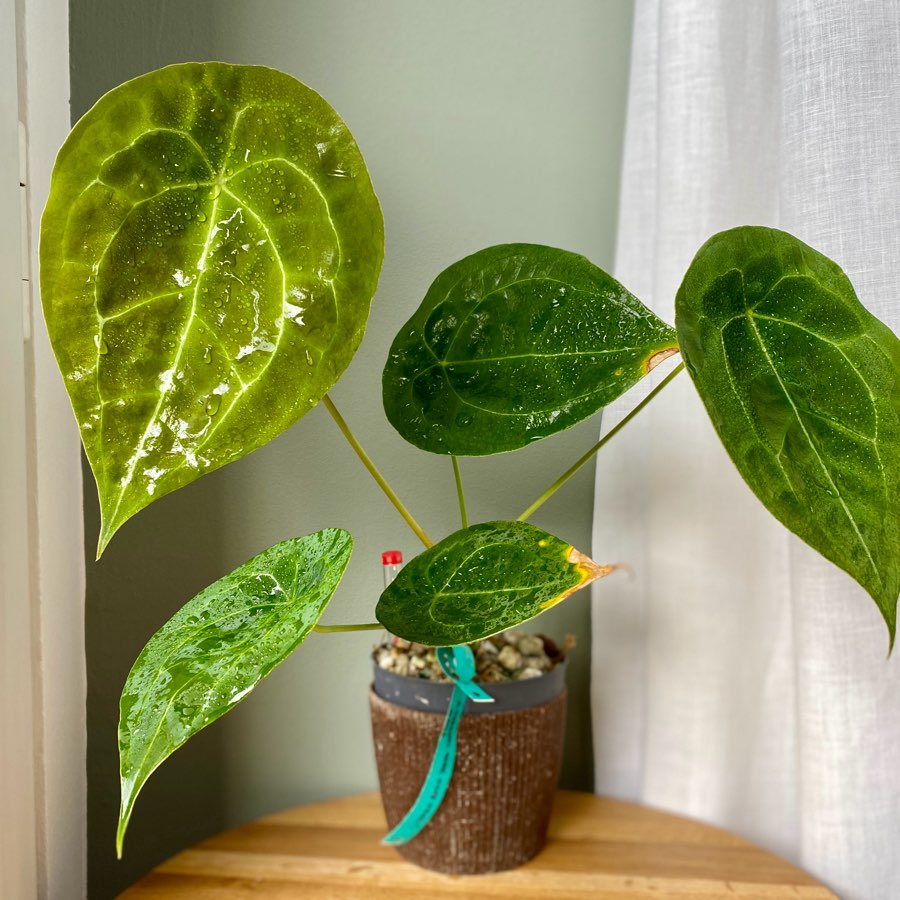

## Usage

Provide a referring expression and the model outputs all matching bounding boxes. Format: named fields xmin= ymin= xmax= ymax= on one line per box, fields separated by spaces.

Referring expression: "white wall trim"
xmin=1 ymin=0 xmax=39 ymax=893
xmin=13 ymin=0 xmax=85 ymax=896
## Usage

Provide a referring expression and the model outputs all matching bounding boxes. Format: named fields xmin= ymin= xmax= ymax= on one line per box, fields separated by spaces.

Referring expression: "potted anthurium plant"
xmin=40 ymin=62 xmax=900 ymax=872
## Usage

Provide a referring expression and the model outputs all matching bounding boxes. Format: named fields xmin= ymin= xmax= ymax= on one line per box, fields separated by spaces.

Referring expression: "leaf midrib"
xmin=105 ymin=185 xmax=225 ymax=529
xmin=744 ymin=311 xmax=881 ymax=586
xmin=434 ymin=582 xmax=567 ymax=598
xmin=408 ymin=360 xmax=636 ymax=421
xmin=433 ymin=269 xmax=654 ymax=367
xmin=124 ymin=592 xmax=284 ymax=753
xmin=404 ymin=265 xmax=670 ymax=429
xmin=124 ymin=534 xmax=347 ymax=810
xmin=98 ymin=106 xmax=342 ymax=527
xmin=123 ymin=586 xmax=313 ymax=815
xmin=442 ymin=347 xmax=659 ymax=365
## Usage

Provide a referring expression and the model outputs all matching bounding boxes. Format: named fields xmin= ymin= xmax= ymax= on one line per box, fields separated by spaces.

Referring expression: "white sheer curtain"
xmin=591 ymin=3 xmax=900 ymax=898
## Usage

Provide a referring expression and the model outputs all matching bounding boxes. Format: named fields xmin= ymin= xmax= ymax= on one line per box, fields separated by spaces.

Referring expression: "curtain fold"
xmin=591 ymin=3 xmax=900 ymax=897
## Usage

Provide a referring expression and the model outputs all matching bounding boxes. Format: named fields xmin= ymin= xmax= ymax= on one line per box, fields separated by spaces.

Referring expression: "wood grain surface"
xmin=119 ymin=791 xmax=837 ymax=899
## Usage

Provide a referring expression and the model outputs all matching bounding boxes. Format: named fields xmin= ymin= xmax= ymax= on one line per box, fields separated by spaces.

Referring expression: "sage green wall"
xmin=70 ymin=2 xmax=634 ymax=896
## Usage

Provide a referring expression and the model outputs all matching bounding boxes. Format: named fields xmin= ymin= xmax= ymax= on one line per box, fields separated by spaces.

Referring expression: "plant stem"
xmin=322 ymin=395 xmax=433 ymax=548
xmin=452 ymin=456 xmax=468 ymax=529
xmin=314 ymin=622 xmax=383 ymax=634
xmin=517 ymin=362 xmax=686 ymax=522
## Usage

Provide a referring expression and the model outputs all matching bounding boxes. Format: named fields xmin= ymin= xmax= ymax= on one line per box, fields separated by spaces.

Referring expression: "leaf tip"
xmin=115 ymin=814 xmax=127 ymax=860
xmin=567 ymin=547 xmax=618 ymax=584
xmin=97 ymin=510 xmax=125 ymax=559
xmin=538 ymin=549 xmax=619 ymax=611
xmin=871 ymin=586 xmax=897 ymax=658
xmin=645 ymin=346 xmax=680 ymax=373
xmin=117 ymin=773 xmax=137 ymax=859
xmin=96 ymin=534 xmax=111 ymax=560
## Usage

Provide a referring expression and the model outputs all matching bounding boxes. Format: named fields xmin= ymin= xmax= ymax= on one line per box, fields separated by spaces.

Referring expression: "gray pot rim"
xmin=372 ymin=657 xmax=567 ymax=715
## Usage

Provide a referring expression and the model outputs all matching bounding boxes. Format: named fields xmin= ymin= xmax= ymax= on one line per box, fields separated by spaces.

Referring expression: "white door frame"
xmin=3 ymin=0 xmax=85 ymax=896
xmin=1 ymin=0 xmax=40 ymax=890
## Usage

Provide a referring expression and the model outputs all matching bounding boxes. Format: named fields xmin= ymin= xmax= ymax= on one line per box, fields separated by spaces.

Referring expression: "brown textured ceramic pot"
xmin=369 ymin=663 xmax=567 ymax=874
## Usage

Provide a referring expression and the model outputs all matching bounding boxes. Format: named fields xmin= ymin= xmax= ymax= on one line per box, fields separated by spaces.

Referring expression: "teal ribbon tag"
xmin=382 ymin=645 xmax=494 ymax=845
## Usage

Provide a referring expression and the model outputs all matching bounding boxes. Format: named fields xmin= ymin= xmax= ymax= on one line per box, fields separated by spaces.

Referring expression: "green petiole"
xmin=322 ymin=395 xmax=433 ymax=548
xmin=517 ymin=362 xmax=686 ymax=522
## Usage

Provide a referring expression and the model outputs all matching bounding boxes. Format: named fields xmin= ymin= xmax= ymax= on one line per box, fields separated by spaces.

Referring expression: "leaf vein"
xmin=125 ymin=597 xmax=285 ymax=775
xmin=745 ymin=312 xmax=881 ymax=585
xmin=99 ymin=289 xmax=184 ymax=323
xmin=443 ymin=347 xmax=658 ymax=365
xmin=408 ymin=363 xmax=627 ymax=419
xmin=104 ymin=184 xmax=224 ymax=528
xmin=126 ymin=598 xmax=292 ymax=807
xmin=227 ymin=155 xmax=343 ymax=270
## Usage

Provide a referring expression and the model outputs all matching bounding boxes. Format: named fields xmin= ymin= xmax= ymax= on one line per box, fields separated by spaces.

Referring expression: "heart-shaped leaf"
xmin=117 ymin=528 xmax=352 ymax=857
xmin=382 ymin=244 xmax=678 ymax=455
xmin=676 ymin=226 xmax=900 ymax=642
xmin=41 ymin=63 xmax=384 ymax=555
xmin=375 ymin=520 xmax=614 ymax=644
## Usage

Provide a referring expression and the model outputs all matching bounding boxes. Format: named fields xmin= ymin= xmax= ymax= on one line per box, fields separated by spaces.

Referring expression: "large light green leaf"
xmin=376 ymin=520 xmax=614 ymax=645
xmin=117 ymin=528 xmax=352 ymax=857
xmin=382 ymin=244 xmax=678 ymax=455
xmin=41 ymin=63 xmax=384 ymax=555
xmin=676 ymin=226 xmax=900 ymax=641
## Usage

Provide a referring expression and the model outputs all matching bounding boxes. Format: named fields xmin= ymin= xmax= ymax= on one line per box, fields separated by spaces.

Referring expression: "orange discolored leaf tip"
xmin=567 ymin=547 xmax=619 ymax=584
xmin=645 ymin=346 xmax=680 ymax=373
xmin=539 ymin=549 xmax=620 ymax=610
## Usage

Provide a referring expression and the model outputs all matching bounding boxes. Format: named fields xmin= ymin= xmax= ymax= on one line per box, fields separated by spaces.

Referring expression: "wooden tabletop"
xmin=120 ymin=790 xmax=836 ymax=899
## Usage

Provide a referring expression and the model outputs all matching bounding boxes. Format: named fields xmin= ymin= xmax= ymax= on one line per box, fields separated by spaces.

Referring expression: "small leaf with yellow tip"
xmin=375 ymin=520 xmax=615 ymax=645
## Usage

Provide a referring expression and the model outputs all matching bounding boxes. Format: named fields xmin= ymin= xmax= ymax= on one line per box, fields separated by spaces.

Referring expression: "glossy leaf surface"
xmin=383 ymin=244 xmax=678 ymax=455
xmin=676 ymin=226 xmax=900 ymax=640
xmin=376 ymin=520 xmax=614 ymax=644
xmin=41 ymin=63 xmax=384 ymax=554
xmin=117 ymin=528 xmax=352 ymax=856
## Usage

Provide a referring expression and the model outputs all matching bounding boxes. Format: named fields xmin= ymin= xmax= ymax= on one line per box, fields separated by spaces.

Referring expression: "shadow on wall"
xmin=82 ymin=455 xmax=234 ymax=895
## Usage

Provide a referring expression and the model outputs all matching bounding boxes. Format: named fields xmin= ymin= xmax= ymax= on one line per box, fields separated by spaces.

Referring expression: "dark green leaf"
xmin=376 ymin=520 xmax=614 ymax=645
xmin=382 ymin=244 xmax=678 ymax=455
xmin=41 ymin=63 xmax=384 ymax=555
xmin=117 ymin=528 xmax=352 ymax=856
xmin=676 ymin=226 xmax=900 ymax=641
